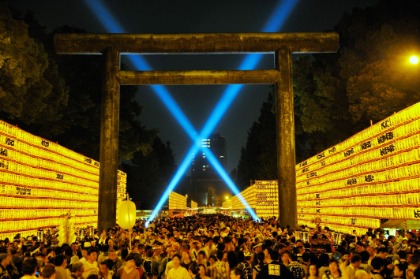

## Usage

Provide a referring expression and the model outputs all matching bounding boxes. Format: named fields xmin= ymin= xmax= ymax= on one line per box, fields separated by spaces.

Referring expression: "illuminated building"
xmin=168 ymin=191 xmax=187 ymax=210
xmin=190 ymin=134 xmax=227 ymax=205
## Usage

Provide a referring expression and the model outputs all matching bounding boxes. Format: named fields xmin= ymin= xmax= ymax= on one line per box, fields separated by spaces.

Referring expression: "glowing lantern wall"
xmin=190 ymin=200 xmax=198 ymax=209
xmin=0 ymin=120 xmax=126 ymax=241
xmin=296 ymin=102 xmax=420 ymax=234
xmin=225 ymin=180 xmax=279 ymax=219
xmin=168 ymin=191 xmax=187 ymax=210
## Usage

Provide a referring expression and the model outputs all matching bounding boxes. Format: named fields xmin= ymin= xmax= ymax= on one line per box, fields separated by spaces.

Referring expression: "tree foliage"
xmin=236 ymin=0 xmax=420 ymax=187
xmin=337 ymin=1 xmax=420 ymax=128
xmin=2 ymin=11 xmax=158 ymax=162
xmin=0 ymin=3 xmax=68 ymax=129
xmin=236 ymin=91 xmax=277 ymax=189
xmin=123 ymin=138 xmax=176 ymax=209
xmin=1 ymin=4 xmax=176 ymax=205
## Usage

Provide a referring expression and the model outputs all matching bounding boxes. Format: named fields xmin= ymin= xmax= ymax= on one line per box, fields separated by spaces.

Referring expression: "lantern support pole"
xmin=127 ymin=193 xmax=132 ymax=252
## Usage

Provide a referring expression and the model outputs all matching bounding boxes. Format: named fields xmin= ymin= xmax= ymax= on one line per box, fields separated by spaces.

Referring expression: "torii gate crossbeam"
xmin=55 ymin=32 xmax=339 ymax=231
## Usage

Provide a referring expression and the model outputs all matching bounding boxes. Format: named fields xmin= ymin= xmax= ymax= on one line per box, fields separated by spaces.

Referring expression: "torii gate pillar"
xmin=54 ymin=33 xmax=339 ymax=230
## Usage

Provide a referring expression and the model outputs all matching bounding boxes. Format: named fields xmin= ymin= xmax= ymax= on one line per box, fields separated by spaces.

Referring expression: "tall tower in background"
xmin=190 ymin=134 xmax=227 ymax=205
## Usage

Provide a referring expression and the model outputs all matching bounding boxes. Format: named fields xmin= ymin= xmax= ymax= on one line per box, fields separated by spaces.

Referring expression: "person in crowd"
xmin=281 ymin=251 xmax=292 ymax=267
xmin=370 ymin=257 xmax=384 ymax=279
xmin=317 ymin=254 xmax=330 ymax=278
xmin=54 ymin=254 xmax=71 ymax=279
xmin=69 ymin=256 xmax=80 ymax=271
xmin=392 ymin=263 xmax=406 ymax=279
xmin=258 ymin=250 xmax=293 ymax=279
xmin=116 ymin=254 xmax=139 ymax=279
xmin=0 ymin=253 xmax=12 ymax=279
xmin=70 ymin=263 xmax=84 ymax=279
xmin=252 ymin=252 xmax=264 ymax=279
xmin=82 ymin=249 xmax=99 ymax=279
xmin=70 ymin=244 xmax=81 ymax=259
xmin=238 ymin=252 xmax=252 ymax=279
xmin=99 ymin=260 xmax=114 ymax=279
xmin=304 ymin=265 xmax=318 ymax=279
xmin=188 ymin=262 xmax=200 ymax=279
xmin=180 ymin=249 xmax=194 ymax=271
xmin=79 ymin=247 xmax=89 ymax=264
xmin=41 ymin=264 xmax=56 ymax=279
xmin=190 ymin=242 xmax=201 ymax=263
xmin=207 ymin=255 xmax=216 ymax=278
xmin=354 ymin=270 xmax=370 ymax=279
xmin=252 ymin=244 xmax=262 ymax=268
xmin=20 ymin=257 xmax=38 ymax=279
xmin=158 ymin=247 xmax=173 ymax=279
xmin=406 ymin=254 xmax=419 ymax=279
xmin=288 ymin=253 xmax=304 ymax=279
xmin=106 ymin=250 xmax=122 ymax=278
xmin=229 ymin=267 xmax=244 ymax=279
xmin=197 ymin=264 xmax=210 ymax=279
xmin=196 ymin=251 xmax=207 ymax=268
xmin=97 ymin=232 xmax=108 ymax=253
xmin=151 ymin=246 xmax=163 ymax=270
xmin=394 ymin=250 xmax=407 ymax=266
xmin=358 ymin=251 xmax=372 ymax=274
xmin=4 ymin=215 xmax=420 ymax=279
xmin=213 ymin=250 xmax=229 ymax=279
xmin=203 ymin=238 xmax=216 ymax=259
xmin=132 ymin=256 xmax=144 ymax=279
xmin=300 ymin=252 xmax=311 ymax=277
xmin=344 ymin=254 xmax=361 ymax=279
xmin=322 ymin=259 xmax=342 ymax=279
xmin=165 ymin=254 xmax=189 ymax=279
xmin=106 ymin=241 xmax=117 ymax=254
xmin=142 ymin=249 xmax=158 ymax=279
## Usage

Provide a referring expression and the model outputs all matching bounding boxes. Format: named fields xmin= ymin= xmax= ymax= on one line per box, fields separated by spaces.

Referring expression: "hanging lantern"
xmin=117 ymin=196 xmax=136 ymax=230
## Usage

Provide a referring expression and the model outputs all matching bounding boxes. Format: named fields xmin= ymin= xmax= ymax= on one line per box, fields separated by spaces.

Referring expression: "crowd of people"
xmin=0 ymin=214 xmax=420 ymax=279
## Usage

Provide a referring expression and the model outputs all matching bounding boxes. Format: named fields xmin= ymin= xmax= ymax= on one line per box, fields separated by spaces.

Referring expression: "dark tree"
xmin=0 ymin=4 xmax=68 ymax=132
xmin=236 ymin=91 xmax=277 ymax=189
xmin=11 ymin=19 xmax=158 ymax=162
xmin=237 ymin=0 xmax=420 ymax=185
xmin=336 ymin=0 xmax=420 ymax=129
xmin=2 ymin=4 xmax=176 ymax=204
xmin=293 ymin=0 xmax=420 ymax=161
xmin=122 ymin=138 xmax=176 ymax=209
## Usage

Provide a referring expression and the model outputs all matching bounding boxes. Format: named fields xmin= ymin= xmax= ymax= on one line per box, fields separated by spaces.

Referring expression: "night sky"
xmin=10 ymin=0 xmax=378 ymax=172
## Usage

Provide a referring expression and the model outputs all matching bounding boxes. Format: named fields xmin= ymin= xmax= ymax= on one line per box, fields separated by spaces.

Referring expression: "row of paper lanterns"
xmin=0 ymin=121 xmax=100 ymax=169
xmin=0 ymin=184 xmax=98 ymax=201
xmin=297 ymin=145 xmax=419 ymax=185
xmin=298 ymin=213 xmax=380 ymax=228
xmin=0 ymin=208 xmax=96 ymax=220
xmin=297 ymin=177 xmax=420 ymax=200
xmin=296 ymin=102 xmax=420 ymax=170
xmin=297 ymin=192 xmax=420 ymax=207
xmin=297 ymin=122 xmax=420 ymax=177
xmin=297 ymin=148 xmax=420 ymax=187
xmin=298 ymin=206 xmax=420 ymax=220
xmin=0 ymin=196 xmax=98 ymax=208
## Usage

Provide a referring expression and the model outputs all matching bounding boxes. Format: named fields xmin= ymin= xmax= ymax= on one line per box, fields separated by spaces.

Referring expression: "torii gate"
xmin=55 ymin=33 xmax=339 ymax=231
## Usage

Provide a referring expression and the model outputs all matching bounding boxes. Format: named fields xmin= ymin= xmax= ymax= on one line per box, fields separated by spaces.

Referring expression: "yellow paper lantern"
xmin=117 ymin=199 xmax=136 ymax=230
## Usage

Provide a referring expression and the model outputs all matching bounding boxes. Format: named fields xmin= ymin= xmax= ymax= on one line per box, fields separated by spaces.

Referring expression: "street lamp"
xmin=409 ymin=55 xmax=419 ymax=65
